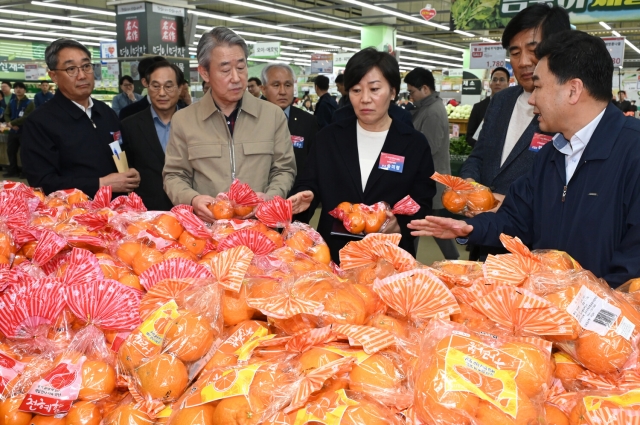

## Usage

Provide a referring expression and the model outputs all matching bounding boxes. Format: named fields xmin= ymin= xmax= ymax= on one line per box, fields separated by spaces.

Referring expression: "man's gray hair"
xmin=197 ymin=27 xmax=249 ymax=69
xmin=261 ymin=63 xmax=295 ymax=86
xmin=45 ymin=38 xmax=92 ymax=70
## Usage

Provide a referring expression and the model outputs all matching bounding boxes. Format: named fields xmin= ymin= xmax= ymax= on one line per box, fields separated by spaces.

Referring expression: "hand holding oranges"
xmin=330 ymin=202 xmax=389 ymax=235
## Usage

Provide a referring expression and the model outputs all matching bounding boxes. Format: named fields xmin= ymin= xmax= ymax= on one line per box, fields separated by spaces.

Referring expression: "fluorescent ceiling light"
xmin=196 ymin=26 xmax=346 ymax=50
xmin=339 ymin=0 xmax=449 ymax=31
xmin=599 ymin=21 xmax=611 ymax=30
xmin=189 ymin=10 xmax=359 ymax=44
xmin=399 ymin=60 xmax=434 ymax=69
xmin=624 ymin=38 xmax=640 ymax=55
xmin=0 ymin=33 xmax=99 ymax=46
xmin=212 ymin=0 xmax=361 ymax=31
xmin=481 ymin=37 xmax=497 ymax=43
xmin=0 ymin=18 xmax=116 ymax=35
xmin=0 ymin=27 xmax=110 ymax=42
xmin=397 ymin=34 xmax=466 ymax=53
xmin=612 ymin=30 xmax=621 ymax=37
xmin=396 ymin=47 xmax=463 ymax=61
xmin=454 ymin=29 xmax=476 ymax=37
xmin=400 ymin=55 xmax=463 ymax=68
xmin=0 ymin=9 xmax=116 ymax=26
xmin=31 ymin=1 xmax=115 ymax=16
xmin=279 ymin=52 xmax=310 ymax=58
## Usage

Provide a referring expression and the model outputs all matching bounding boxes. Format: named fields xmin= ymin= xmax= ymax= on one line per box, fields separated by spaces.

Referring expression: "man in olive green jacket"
xmin=163 ymin=27 xmax=296 ymax=222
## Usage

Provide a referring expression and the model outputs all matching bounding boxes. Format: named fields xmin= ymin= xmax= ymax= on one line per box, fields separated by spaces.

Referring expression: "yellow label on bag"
xmin=584 ymin=389 xmax=640 ymax=412
xmin=553 ymin=352 xmax=578 ymax=365
xmin=198 ymin=363 xmax=261 ymax=403
xmin=322 ymin=346 xmax=372 ymax=364
xmin=444 ymin=335 xmax=521 ymax=419
xmin=139 ymin=300 xmax=180 ymax=346
xmin=235 ymin=328 xmax=276 ymax=361
xmin=156 ymin=405 xmax=172 ymax=418
xmin=293 ymin=389 xmax=359 ymax=425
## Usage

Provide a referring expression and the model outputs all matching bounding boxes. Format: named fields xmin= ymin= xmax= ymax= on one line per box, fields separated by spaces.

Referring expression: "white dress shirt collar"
xmin=72 ymin=97 xmax=94 ymax=119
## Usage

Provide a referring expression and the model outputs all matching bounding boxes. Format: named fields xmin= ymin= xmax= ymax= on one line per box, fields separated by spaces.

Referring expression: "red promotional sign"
xmin=125 ymin=18 xmax=140 ymax=42
xmin=161 ymin=19 xmax=177 ymax=43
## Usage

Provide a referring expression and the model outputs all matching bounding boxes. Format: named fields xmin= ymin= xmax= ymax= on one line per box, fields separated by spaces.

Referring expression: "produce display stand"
xmin=448 ymin=118 xmax=469 ymax=135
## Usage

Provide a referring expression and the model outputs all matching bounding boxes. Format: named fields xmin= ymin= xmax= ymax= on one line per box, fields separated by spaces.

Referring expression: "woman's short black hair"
xmin=119 ymin=75 xmax=134 ymax=86
xmin=501 ymin=3 xmax=570 ymax=49
xmin=344 ymin=47 xmax=400 ymax=100
xmin=535 ymin=30 xmax=612 ymax=103
xmin=491 ymin=67 xmax=510 ymax=79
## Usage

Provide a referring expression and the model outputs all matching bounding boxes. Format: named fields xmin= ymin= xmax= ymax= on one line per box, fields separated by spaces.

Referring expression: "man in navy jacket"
xmin=409 ymin=31 xmax=640 ymax=288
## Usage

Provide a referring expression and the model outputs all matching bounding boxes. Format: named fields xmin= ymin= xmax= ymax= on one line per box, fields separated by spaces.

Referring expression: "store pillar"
xmin=361 ymin=25 xmax=397 ymax=57
xmin=115 ymin=2 xmax=189 ymax=92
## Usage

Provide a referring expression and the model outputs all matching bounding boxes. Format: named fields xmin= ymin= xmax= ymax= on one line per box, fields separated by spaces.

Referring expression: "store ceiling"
xmin=0 ymin=0 xmax=638 ymax=67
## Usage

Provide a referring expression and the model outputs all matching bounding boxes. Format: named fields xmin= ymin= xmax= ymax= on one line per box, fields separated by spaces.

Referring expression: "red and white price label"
xmin=469 ymin=43 xmax=507 ymax=69
xmin=602 ymin=37 xmax=625 ymax=67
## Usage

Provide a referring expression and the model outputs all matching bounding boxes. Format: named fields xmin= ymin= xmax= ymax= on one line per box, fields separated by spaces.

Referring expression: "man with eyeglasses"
xmin=21 ymin=38 xmax=140 ymax=197
xmin=120 ymin=61 xmax=183 ymax=211
xmin=467 ymin=67 xmax=510 ymax=147
xmin=111 ymin=75 xmax=142 ymax=115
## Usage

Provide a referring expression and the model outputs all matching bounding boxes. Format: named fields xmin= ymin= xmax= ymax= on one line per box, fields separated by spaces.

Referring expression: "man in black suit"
xmin=466 ymin=67 xmax=510 ymax=147
xmin=118 ymin=56 xmax=167 ymax=121
xmin=120 ymin=61 xmax=183 ymax=210
xmin=261 ymin=63 xmax=317 ymax=175
xmin=617 ymin=90 xmax=632 ymax=113
xmin=459 ymin=4 xmax=571 ymax=260
xmin=313 ymin=75 xmax=337 ymax=129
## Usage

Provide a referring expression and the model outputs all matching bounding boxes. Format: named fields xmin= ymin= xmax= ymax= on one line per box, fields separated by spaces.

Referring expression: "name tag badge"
xmin=18 ymin=110 xmax=24 ymax=117
xmin=291 ymin=135 xmax=304 ymax=149
xmin=111 ymin=131 xmax=123 ymax=145
xmin=379 ymin=153 xmax=405 ymax=173
xmin=529 ymin=133 xmax=553 ymax=152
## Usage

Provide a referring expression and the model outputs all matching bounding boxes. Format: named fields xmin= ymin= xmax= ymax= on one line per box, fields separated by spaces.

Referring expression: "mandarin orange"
xmin=153 ymin=215 xmax=184 ymax=240
xmin=136 ymin=354 xmax=188 ymax=402
xmin=78 ymin=360 xmax=116 ymax=401
xmin=164 ymin=311 xmax=215 ymax=362
xmin=64 ymin=401 xmax=101 ymax=425
xmin=178 ymin=231 xmax=206 ymax=256
xmin=132 ymin=246 xmax=164 ymax=276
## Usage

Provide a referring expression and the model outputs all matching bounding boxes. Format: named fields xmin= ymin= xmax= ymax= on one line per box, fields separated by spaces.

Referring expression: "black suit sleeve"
xmin=119 ymin=120 xmax=135 ymax=170
xmin=466 ymin=102 xmax=484 ymax=147
xmin=397 ymin=134 xmax=435 ymax=232
xmin=289 ymin=126 xmax=326 ymax=222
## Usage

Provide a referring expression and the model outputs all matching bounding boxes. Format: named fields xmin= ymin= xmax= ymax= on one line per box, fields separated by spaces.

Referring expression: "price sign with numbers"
xmin=469 ymin=43 xmax=507 ymax=69
xmin=602 ymin=37 xmax=625 ymax=67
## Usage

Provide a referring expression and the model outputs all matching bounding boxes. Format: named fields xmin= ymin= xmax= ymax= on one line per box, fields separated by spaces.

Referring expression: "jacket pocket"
xmin=188 ymin=144 xmax=222 ymax=160
xmin=242 ymin=142 xmax=274 ymax=156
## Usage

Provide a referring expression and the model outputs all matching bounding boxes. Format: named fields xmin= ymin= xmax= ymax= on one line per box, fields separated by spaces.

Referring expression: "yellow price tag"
xmin=139 ymin=300 xmax=180 ymax=346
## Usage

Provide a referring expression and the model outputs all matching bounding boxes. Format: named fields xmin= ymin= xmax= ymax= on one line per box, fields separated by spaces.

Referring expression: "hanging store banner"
xmin=603 ymin=37 xmax=625 ymax=67
xmin=253 ymin=42 xmax=281 ymax=59
xmin=469 ymin=43 xmax=507 ymax=69
xmin=311 ymin=54 xmax=333 ymax=74
xmin=452 ymin=0 xmax=640 ymax=30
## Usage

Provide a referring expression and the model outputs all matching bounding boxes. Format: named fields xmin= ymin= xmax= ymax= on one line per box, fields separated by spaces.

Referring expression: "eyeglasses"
xmin=491 ymin=77 xmax=508 ymax=83
xmin=148 ymin=83 xmax=177 ymax=94
xmin=51 ymin=63 xmax=94 ymax=77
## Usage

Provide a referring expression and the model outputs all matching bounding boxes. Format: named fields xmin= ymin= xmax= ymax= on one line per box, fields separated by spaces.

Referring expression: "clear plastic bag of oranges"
xmin=566 ymin=388 xmax=640 ymax=425
xmin=328 ymin=196 xmax=420 ymax=236
xmin=207 ymin=179 xmax=263 ymax=220
xmin=431 ymin=172 xmax=496 ymax=214
xmin=413 ymin=318 xmax=550 ymax=425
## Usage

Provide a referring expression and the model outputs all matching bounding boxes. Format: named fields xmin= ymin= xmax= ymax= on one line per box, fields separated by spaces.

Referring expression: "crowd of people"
xmin=2 ymin=1 xmax=638 ymax=288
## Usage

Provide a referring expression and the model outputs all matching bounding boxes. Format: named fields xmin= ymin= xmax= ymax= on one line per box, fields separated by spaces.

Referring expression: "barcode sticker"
xmin=616 ymin=316 xmax=636 ymax=341
xmin=566 ymin=286 xmax=621 ymax=336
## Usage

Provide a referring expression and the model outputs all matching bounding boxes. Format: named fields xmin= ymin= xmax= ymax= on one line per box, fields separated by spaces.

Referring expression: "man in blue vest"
xmin=34 ymin=81 xmax=54 ymax=108
xmin=0 ymin=81 xmax=15 ymax=123
xmin=3 ymin=82 xmax=34 ymax=177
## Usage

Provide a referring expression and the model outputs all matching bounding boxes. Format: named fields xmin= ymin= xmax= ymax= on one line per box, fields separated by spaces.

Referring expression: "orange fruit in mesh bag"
xmin=442 ymin=190 xmax=467 ymax=214
xmin=335 ymin=202 xmax=353 ymax=216
xmin=223 ymin=286 xmax=258 ymax=327
xmin=544 ymin=403 xmax=569 ymax=425
xmin=553 ymin=352 xmax=585 ymax=391
xmin=474 ymin=388 xmax=537 ymax=425
xmin=285 ymin=231 xmax=314 ymax=252
xmin=349 ymin=353 xmax=401 ymax=394
xmin=170 ymin=404 xmax=215 ymax=425
xmin=209 ymin=200 xmax=234 ymax=220
xmin=96 ymin=253 xmax=127 ymax=280
xmin=0 ymin=396 xmax=32 ymax=425
xmin=116 ymin=241 xmax=143 ymax=267
xmin=65 ymin=401 xmax=102 ymax=425
xmin=118 ymin=330 xmax=161 ymax=371
xmin=78 ymin=360 xmax=116 ymax=401
xmin=118 ymin=274 xmax=144 ymax=291
xmin=366 ymin=314 xmax=409 ymax=339
xmin=67 ymin=191 xmax=89 ymax=205
xmin=341 ymin=399 xmax=392 ymax=425
xmin=132 ymin=246 xmax=164 ymax=276
xmin=103 ymin=403 xmax=153 ymax=425
xmin=30 ymin=415 xmax=66 ymax=424
xmin=164 ymin=311 xmax=216 ymax=362
xmin=364 ymin=210 xmax=387 ymax=234
xmin=0 ymin=231 xmax=15 ymax=258
xmin=201 ymin=321 xmax=268 ymax=375
xmin=234 ymin=205 xmax=254 ymax=218
xmin=537 ymin=250 xmax=580 ymax=271
xmin=466 ymin=186 xmax=495 ymax=212
xmin=501 ymin=341 xmax=552 ymax=398
xmin=321 ymin=289 xmax=367 ymax=326
xmin=163 ymin=247 xmax=198 ymax=262
xmin=178 ymin=231 xmax=206 ymax=257
xmin=153 ymin=214 xmax=184 ymax=240
xmin=352 ymin=284 xmax=384 ymax=317
xmin=574 ymin=330 xmax=633 ymax=375
xmin=20 ymin=241 xmax=37 ymax=258
xmin=136 ymin=354 xmax=188 ymax=402
xmin=344 ymin=211 xmax=366 ymax=234
xmin=126 ymin=221 xmax=154 ymax=237
xmin=308 ymin=243 xmax=331 ymax=265
xmin=298 ymin=347 xmax=343 ymax=374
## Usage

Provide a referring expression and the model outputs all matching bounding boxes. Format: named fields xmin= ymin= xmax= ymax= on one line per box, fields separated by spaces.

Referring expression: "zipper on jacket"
xmin=562 ymin=185 xmax=567 ymax=202
xmin=222 ymin=108 xmax=239 ymax=182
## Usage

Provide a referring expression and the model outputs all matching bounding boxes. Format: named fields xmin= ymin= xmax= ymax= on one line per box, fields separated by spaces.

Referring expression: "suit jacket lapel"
xmin=336 ymin=120 xmax=364 ymax=197
xmin=488 ymin=88 xmax=523 ymax=178
xmin=363 ymin=121 xmax=411 ymax=195
xmin=139 ymin=108 xmax=166 ymax=166
xmin=499 ymin=116 xmax=539 ymax=171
